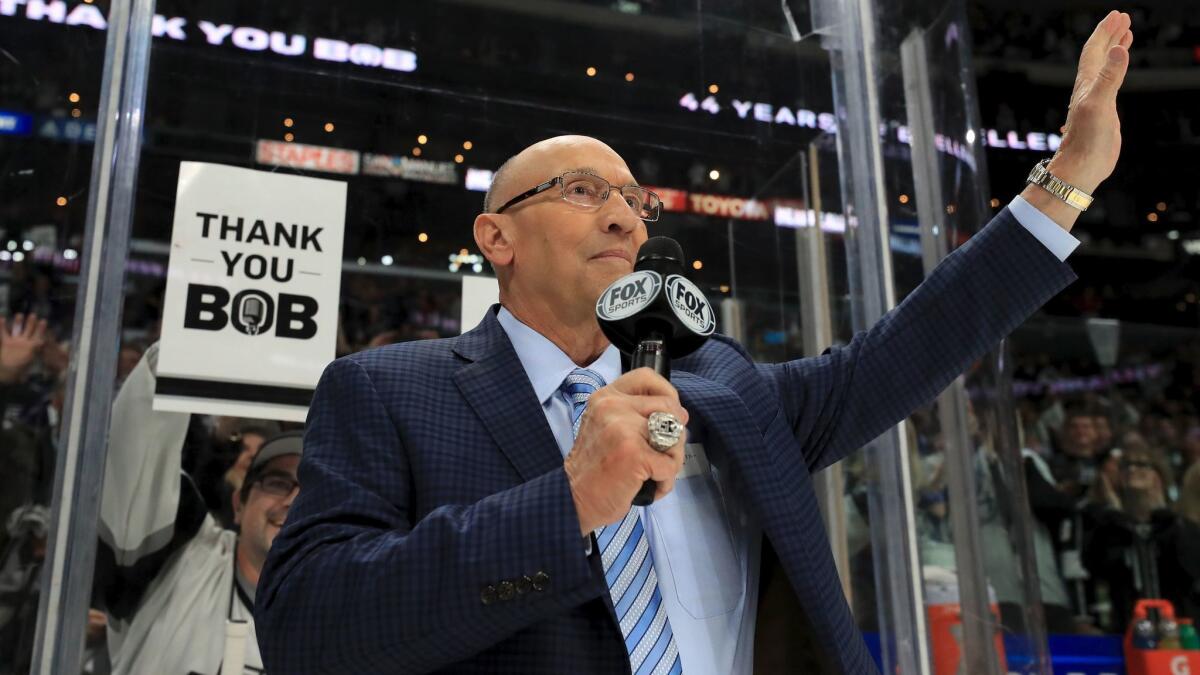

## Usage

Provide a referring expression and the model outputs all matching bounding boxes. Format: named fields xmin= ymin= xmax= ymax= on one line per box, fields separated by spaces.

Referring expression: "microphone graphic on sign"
xmin=595 ymin=237 xmax=715 ymax=506
xmin=240 ymin=296 xmax=264 ymax=336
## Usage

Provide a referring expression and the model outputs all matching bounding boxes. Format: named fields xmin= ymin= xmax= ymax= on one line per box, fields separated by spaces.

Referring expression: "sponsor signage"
xmin=648 ymin=186 xmax=850 ymax=228
xmin=465 ymin=167 xmax=494 ymax=192
xmin=256 ymin=139 xmax=359 ymax=175
xmin=687 ymin=192 xmax=769 ymax=220
xmin=774 ymin=205 xmax=849 ymax=233
xmin=0 ymin=3 xmax=418 ymax=73
xmin=644 ymin=186 xmax=688 ymax=213
xmin=596 ymin=270 xmax=662 ymax=321
xmin=37 ymin=116 xmax=96 ymax=143
xmin=678 ymin=91 xmax=1060 ymax=166
xmin=155 ymin=161 xmax=346 ymax=421
xmin=362 ymin=153 xmax=457 ymax=184
xmin=665 ymin=275 xmax=715 ymax=336
xmin=0 ymin=110 xmax=32 ymax=136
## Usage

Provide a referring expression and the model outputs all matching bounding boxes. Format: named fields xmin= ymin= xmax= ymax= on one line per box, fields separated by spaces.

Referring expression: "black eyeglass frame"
xmin=252 ymin=472 xmax=300 ymax=497
xmin=492 ymin=172 xmax=662 ymax=222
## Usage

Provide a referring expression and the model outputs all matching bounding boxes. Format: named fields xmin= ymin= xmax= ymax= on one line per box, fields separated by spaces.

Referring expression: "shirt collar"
xmin=496 ymin=306 xmax=621 ymax=405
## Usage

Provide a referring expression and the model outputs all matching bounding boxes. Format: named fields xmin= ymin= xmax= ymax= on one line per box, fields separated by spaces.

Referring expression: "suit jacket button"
xmin=480 ymin=585 xmax=498 ymax=605
xmin=515 ymin=576 xmax=532 ymax=596
xmin=532 ymin=571 xmax=550 ymax=591
xmin=497 ymin=580 xmax=515 ymax=601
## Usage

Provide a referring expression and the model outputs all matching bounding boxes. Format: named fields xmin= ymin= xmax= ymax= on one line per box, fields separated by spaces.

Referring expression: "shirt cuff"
xmin=1007 ymin=195 xmax=1081 ymax=262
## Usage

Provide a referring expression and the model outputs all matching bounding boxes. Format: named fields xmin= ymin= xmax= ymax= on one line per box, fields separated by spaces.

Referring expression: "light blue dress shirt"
xmin=493 ymin=201 xmax=1076 ymax=674
xmin=1009 ymin=195 xmax=1081 ymax=261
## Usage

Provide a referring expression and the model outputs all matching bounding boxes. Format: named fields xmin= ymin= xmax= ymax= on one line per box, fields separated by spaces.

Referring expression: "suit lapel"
xmin=452 ymin=308 xmax=565 ymax=482
xmin=672 ymin=371 xmax=775 ymax=491
xmin=673 ymin=371 xmax=812 ymax=583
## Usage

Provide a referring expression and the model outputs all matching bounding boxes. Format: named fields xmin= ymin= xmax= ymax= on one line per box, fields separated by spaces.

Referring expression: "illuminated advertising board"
xmin=0 ymin=110 xmax=32 ymax=136
xmin=0 ymin=4 xmax=418 ymax=74
xmin=256 ymin=140 xmax=360 ymax=175
xmin=362 ymin=154 xmax=457 ymax=184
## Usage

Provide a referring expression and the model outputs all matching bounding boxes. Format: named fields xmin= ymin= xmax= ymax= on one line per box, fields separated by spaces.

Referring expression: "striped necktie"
xmin=561 ymin=369 xmax=683 ymax=675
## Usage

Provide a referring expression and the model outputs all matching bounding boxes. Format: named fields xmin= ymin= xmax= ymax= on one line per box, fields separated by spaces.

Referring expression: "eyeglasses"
xmin=493 ymin=171 xmax=662 ymax=222
xmin=1121 ymin=460 xmax=1154 ymax=471
xmin=254 ymin=473 xmax=299 ymax=497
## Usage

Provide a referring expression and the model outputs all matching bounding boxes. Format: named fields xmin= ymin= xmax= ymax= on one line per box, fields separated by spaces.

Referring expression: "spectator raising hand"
xmin=0 ymin=313 xmax=48 ymax=384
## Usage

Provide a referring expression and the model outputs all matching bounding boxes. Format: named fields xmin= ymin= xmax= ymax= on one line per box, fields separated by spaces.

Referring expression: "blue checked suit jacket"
xmin=256 ymin=209 xmax=1077 ymax=674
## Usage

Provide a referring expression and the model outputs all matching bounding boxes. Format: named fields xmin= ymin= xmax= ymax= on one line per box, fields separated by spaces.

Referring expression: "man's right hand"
xmin=563 ymin=368 xmax=688 ymax=535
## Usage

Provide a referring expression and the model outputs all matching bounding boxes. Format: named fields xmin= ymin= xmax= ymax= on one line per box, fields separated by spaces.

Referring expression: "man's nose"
xmin=601 ymin=191 xmax=642 ymax=233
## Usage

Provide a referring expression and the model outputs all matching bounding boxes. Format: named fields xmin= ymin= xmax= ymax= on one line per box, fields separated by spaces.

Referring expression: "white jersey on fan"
xmin=99 ymin=343 xmax=263 ymax=674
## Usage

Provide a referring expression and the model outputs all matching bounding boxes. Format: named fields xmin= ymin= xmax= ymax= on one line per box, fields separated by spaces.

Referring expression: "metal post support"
xmin=798 ymin=146 xmax=853 ymax=605
xmin=992 ymin=342 xmax=1054 ymax=674
xmin=901 ymin=27 xmax=1002 ymax=675
xmin=30 ymin=0 xmax=156 ymax=672
xmin=813 ymin=0 xmax=931 ymax=670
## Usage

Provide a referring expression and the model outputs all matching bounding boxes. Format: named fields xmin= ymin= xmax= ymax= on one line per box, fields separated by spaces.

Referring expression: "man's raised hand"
xmin=1052 ymin=10 xmax=1133 ymax=194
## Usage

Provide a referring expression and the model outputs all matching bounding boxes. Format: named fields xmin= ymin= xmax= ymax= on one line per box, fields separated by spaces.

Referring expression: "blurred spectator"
xmin=0 ymin=504 xmax=49 ymax=675
xmin=0 ymin=313 xmax=47 ymax=385
xmin=1092 ymin=413 xmax=1115 ymax=456
xmin=1179 ymin=462 xmax=1200 ymax=528
xmin=0 ymin=314 xmax=57 ymax=542
xmin=7 ymin=272 xmax=65 ymax=331
xmin=1082 ymin=443 xmax=1200 ymax=633
xmin=1184 ymin=426 xmax=1200 ymax=472
xmin=1049 ymin=406 xmax=1101 ymax=499
xmin=1021 ymin=429 xmax=1077 ymax=634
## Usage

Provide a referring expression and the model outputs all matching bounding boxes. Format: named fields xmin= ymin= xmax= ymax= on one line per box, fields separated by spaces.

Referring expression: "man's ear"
xmin=232 ymin=489 xmax=244 ymax=526
xmin=474 ymin=213 xmax=514 ymax=270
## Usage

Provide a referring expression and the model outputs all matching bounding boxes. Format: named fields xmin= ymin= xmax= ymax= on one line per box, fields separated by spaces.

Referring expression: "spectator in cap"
xmin=193 ymin=418 xmax=283 ymax=528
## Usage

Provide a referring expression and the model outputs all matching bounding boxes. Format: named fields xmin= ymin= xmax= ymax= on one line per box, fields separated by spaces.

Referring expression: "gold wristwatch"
xmin=1026 ymin=158 xmax=1093 ymax=211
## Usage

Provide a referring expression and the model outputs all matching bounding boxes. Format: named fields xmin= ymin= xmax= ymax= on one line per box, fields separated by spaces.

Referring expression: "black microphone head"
xmin=635 ymin=237 xmax=684 ymax=275
xmin=596 ymin=236 xmax=714 ymax=358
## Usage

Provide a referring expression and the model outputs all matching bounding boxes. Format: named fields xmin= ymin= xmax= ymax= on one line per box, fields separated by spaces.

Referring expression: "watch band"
xmin=1026 ymin=158 xmax=1093 ymax=211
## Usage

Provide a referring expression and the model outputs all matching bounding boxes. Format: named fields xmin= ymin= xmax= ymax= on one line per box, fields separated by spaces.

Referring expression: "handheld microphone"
xmin=595 ymin=237 xmax=715 ymax=506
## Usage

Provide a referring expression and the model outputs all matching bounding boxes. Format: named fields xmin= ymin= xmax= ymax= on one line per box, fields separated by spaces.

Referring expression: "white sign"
xmin=155 ymin=162 xmax=346 ymax=421
xmin=460 ymin=275 xmax=499 ymax=334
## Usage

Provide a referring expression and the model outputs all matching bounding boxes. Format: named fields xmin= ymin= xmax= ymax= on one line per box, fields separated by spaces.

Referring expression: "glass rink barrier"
xmin=0 ymin=1 xmax=1189 ymax=675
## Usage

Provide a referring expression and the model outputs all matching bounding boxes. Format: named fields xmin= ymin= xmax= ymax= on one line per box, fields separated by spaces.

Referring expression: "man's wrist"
xmin=564 ymin=464 xmax=598 ymax=536
xmin=1020 ymin=154 xmax=1104 ymax=234
xmin=1019 ymin=184 xmax=1082 ymax=234
xmin=1046 ymin=154 xmax=1101 ymax=196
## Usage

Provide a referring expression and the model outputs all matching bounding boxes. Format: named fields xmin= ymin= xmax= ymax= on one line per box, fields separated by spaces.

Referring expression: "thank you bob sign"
xmin=155 ymin=161 xmax=346 ymax=421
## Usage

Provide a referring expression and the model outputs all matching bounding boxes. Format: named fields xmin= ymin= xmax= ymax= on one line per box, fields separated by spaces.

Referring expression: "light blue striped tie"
xmin=562 ymin=368 xmax=683 ymax=675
